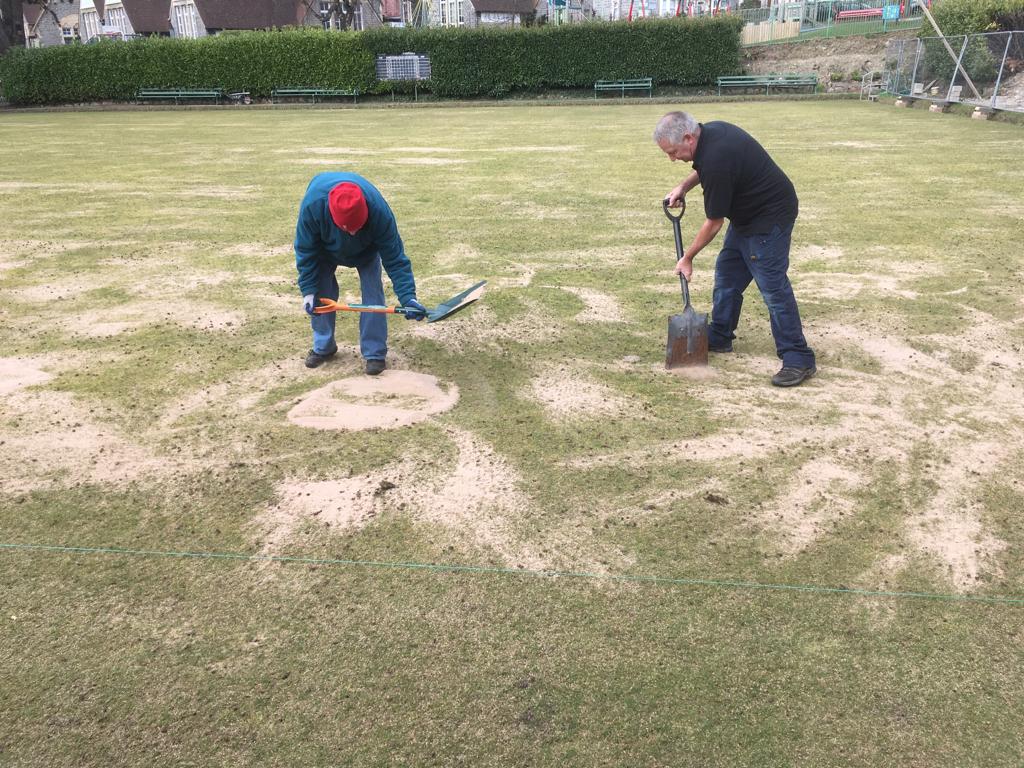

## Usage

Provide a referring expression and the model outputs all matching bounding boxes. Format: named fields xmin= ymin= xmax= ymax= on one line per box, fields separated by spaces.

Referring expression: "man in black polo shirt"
xmin=654 ymin=111 xmax=816 ymax=387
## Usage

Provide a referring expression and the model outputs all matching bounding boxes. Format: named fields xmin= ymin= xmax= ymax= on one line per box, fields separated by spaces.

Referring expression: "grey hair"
xmin=653 ymin=111 xmax=699 ymax=144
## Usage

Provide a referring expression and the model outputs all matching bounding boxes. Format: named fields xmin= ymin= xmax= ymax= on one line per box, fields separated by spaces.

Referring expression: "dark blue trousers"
xmin=707 ymin=222 xmax=815 ymax=369
xmin=311 ymin=255 xmax=387 ymax=361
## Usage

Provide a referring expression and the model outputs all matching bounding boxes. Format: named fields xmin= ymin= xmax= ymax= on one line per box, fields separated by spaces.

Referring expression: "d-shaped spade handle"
xmin=662 ymin=199 xmax=691 ymax=309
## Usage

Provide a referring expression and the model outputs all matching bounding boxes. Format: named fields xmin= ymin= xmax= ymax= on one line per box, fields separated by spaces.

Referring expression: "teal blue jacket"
xmin=294 ymin=173 xmax=416 ymax=305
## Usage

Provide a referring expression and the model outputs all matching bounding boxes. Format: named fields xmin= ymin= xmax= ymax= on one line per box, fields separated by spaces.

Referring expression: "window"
xmin=105 ymin=6 xmax=132 ymax=35
xmin=353 ymin=2 xmax=365 ymax=30
xmin=80 ymin=9 xmax=99 ymax=41
xmin=437 ymin=0 xmax=463 ymax=26
xmin=172 ymin=1 xmax=204 ymax=38
xmin=320 ymin=0 xmax=344 ymax=29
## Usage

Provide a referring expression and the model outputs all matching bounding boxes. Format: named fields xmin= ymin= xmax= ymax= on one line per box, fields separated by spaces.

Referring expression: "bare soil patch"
xmin=573 ymin=307 xmax=1023 ymax=590
xmin=0 ymin=357 xmax=53 ymax=394
xmin=258 ymin=427 xmax=601 ymax=571
xmin=527 ymin=365 xmax=632 ymax=419
xmin=286 ymin=370 xmax=459 ymax=431
xmin=556 ymin=286 xmax=626 ymax=323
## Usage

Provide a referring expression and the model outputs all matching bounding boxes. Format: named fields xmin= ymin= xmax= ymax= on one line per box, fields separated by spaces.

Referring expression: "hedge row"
xmin=0 ymin=17 xmax=742 ymax=106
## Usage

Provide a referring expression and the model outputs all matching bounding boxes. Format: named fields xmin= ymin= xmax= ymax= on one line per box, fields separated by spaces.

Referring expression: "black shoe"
xmin=365 ymin=358 xmax=386 ymax=376
xmin=304 ymin=346 xmax=337 ymax=369
xmin=771 ymin=365 xmax=816 ymax=387
xmin=709 ymin=342 xmax=733 ymax=353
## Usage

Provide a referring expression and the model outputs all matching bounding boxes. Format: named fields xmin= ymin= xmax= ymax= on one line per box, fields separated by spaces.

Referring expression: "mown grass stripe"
xmin=2 ymin=542 xmax=1021 ymax=606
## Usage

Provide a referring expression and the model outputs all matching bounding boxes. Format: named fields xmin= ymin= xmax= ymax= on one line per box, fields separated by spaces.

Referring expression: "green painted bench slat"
xmin=594 ymin=78 xmax=653 ymax=99
xmin=272 ymin=87 xmax=360 ymax=104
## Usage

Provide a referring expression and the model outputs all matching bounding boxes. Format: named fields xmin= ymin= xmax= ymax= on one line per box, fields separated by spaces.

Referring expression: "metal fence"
xmin=739 ymin=1 xmax=925 ymax=46
xmin=881 ymin=32 xmax=1024 ymax=114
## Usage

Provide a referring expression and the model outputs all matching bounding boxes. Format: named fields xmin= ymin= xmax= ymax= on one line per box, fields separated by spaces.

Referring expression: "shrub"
xmin=1 ymin=17 xmax=742 ymax=106
xmin=0 ymin=29 xmax=373 ymax=105
xmin=926 ymin=0 xmax=1024 ymax=35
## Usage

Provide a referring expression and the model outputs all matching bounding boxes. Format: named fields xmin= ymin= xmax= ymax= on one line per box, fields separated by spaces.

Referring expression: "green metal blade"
xmin=426 ymin=280 xmax=487 ymax=323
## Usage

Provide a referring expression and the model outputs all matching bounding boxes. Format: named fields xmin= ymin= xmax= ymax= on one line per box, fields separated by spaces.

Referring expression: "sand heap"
xmin=286 ymin=370 xmax=459 ymax=431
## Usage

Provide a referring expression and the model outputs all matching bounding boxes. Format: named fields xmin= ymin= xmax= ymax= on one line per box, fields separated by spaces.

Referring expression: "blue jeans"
xmin=311 ymin=255 xmax=387 ymax=361
xmin=708 ymin=222 xmax=815 ymax=369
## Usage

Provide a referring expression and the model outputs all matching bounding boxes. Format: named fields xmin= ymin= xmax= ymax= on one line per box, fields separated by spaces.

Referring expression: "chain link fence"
xmin=883 ymin=32 xmax=1024 ymax=113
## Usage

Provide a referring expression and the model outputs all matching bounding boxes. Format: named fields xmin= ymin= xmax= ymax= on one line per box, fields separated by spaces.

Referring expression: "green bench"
xmin=594 ymin=78 xmax=653 ymax=99
xmin=136 ymin=88 xmax=223 ymax=104
xmin=716 ymin=74 xmax=818 ymax=96
xmin=272 ymin=87 xmax=359 ymax=104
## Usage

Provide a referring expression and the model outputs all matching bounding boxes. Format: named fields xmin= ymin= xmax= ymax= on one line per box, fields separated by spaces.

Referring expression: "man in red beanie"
xmin=295 ymin=172 xmax=426 ymax=374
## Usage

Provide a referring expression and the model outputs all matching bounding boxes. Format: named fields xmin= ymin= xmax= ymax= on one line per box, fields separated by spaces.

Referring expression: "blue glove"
xmin=403 ymin=298 xmax=427 ymax=322
xmin=303 ymin=294 xmax=317 ymax=317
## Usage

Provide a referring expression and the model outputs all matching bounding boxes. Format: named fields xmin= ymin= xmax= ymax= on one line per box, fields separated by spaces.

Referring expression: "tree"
xmin=0 ymin=0 xmax=27 ymax=55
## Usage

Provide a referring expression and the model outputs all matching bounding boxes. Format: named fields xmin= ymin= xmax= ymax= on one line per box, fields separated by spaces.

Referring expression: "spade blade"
xmin=426 ymin=280 xmax=487 ymax=323
xmin=666 ymin=306 xmax=709 ymax=368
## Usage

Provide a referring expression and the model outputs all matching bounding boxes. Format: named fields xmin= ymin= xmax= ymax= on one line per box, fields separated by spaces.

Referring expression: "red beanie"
xmin=328 ymin=182 xmax=369 ymax=234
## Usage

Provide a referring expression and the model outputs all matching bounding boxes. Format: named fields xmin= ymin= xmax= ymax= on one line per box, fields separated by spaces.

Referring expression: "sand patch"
xmin=0 ymin=256 xmax=26 ymax=275
xmin=69 ymin=301 xmax=244 ymax=337
xmin=792 ymin=244 xmax=844 ymax=261
xmin=905 ymin=441 xmax=1010 ymax=591
xmin=386 ymin=157 xmax=468 ymax=166
xmin=173 ymin=186 xmax=260 ymax=199
xmin=432 ymin=243 xmax=485 ymax=268
xmin=0 ymin=357 xmax=53 ymax=394
xmin=260 ymin=428 xmax=554 ymax=569
xmin=571 ymin=308 xmax=1023 ymax=590
xmin=827 ymin=141 xmax=885 ymax=149
xmin=161 ymin=356 xmax=317 ymax=426
xmin=757 ymin=458 xmax=866 ymax=555
xmin=527 ymin=366 xmax=631 ymax=419
xmin=665 ymin=365 xmax=718 ymax=381
xmin=492 ymin=264 xmax=536 ymax=289
xmin=556 ymin=286 xmax=626 ymax=323
xmin=286 ymin=370 xmax=458 ymax=431
xmin=1 ymin=387 xmax=174 ymax=494
xmin=797 ymin=271 xmax=922 ymax=301
xmin=221 ymin=243 xmax=294 ymax=259
xmin=408 ymin=297 xmax=562 ymax=350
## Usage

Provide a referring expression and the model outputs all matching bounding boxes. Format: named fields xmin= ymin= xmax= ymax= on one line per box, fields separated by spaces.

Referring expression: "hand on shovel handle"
xmin=675 ymin=258 xmax=693 ymax=282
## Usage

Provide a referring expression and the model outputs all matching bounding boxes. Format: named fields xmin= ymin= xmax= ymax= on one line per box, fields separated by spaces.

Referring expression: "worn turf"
xmin=1 ymin=100 xmax=1022 ymax=767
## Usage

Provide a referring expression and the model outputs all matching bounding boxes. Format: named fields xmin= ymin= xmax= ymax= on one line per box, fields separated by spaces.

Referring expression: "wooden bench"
xmin=717 ymin=74 xmax=818 ymax=96
xmin=136 ymin=88 xmax=223 ymax=105
xmin=594 ymin=78 xmax=653 ymax=99
xmin=272 ymin=87 xmax=359 ymax=104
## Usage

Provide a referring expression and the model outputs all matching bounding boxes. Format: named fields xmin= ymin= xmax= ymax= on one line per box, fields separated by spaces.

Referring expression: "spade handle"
xmin=663 ymin=200 xmax=692 ymax=310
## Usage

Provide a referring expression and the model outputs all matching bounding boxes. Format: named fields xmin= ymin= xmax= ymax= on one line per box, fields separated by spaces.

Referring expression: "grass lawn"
xmin=1 ymin=100 xmax=1023 ymax=767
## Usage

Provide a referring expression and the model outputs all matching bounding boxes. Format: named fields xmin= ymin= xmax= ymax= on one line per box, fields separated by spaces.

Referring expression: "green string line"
xmin=2 ymin=541 xmax=1022 ymax=606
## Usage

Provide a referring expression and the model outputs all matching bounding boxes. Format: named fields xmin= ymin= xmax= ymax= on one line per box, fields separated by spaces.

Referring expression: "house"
xmin=301 ymin=0 xmax=415 ymax=32
xmin=77 ymin=0 xmax=407 ymax=40
xmin=23 ymin=1 xmax=79 ymax=47
xmin=466 ymin=0 xmax=536 ymax=26
xmin=80 ymin=0 xmax=172 ymax=41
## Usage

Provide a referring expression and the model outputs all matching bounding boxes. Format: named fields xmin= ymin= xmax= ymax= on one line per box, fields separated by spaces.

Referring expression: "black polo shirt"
xmin=692 ymin=121 xmax=798 ymax=235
